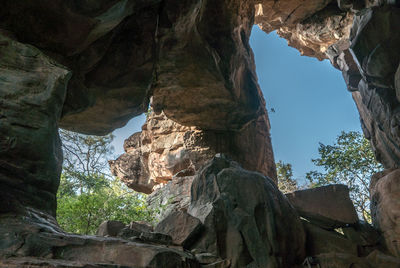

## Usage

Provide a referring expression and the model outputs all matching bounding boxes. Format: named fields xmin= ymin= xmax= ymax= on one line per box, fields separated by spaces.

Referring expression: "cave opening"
xmin=250 ymin=26 xmax=362 ymax=183
xmin=2 ymin=1 xmax=400 ymax=266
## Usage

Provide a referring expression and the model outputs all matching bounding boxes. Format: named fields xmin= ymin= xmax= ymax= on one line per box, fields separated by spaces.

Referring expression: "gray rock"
xmin=395 ymin=63 xmax=400 ymax=102
xmin=139 ymin=232 xmax=173 ymax=245
xmin=304 ymin=221 xmax=358 ymax=256
xmin=96 ymin=220 xmax=126 ymax=237
xmin=147 ymin=176 xmax=195 ymax=222
xmin=117 ymin=221 xmax=154 ymax=240
xmin=0 ymin=210 xmax=197 ymax=267
xmin=129 ymin=221 xmax=153 ymax=233
xmin=0 ymin=33 xmax=70 ymax=216
xmin=195 ymin=253 xmax=221 ymax=264
xmin=286 ymin=184 xmax=359 ymax=228
xmin=370 ymin=169 xmax=400 ymax=257
xmin=188 ymin=155 xmax=306 ymax=267
xmin=155 ymin=211 xmax=203 ymax=248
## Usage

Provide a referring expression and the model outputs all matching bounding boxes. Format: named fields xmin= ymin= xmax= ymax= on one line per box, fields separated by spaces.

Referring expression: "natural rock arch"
xmin=1 ymin=0 xmax=400 ymax=267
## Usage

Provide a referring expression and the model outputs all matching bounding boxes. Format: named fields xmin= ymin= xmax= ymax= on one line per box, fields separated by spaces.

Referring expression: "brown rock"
xmin=0 ymin=34 xmax=70 ymax=216
xmin=349 ymin=7 xmax=400 ymax=169
xmin=314 ymin=253 xmax=370 ymax=268
xmin=255 ymin=0 xmax=332 ymax=32
xmin=110 ymin=110 xmax=277 ymax=194
xmin=129 ymin=221 xmax=154 ymax=233
xmin=155 ymin=211 xmax=203 ymax=249
xmin=370 ymin=169 xmax=400 ymax=257
xmin=139 ymin=232 xmax=173 ymax=245
xmin=194 ymin=253 xmax=221 ymax=265
xmin=342 ymin=221 xmax=381 ymax=256
xmin=395 ymin=63 xmax=400 ymax=102
xmin=350 ymin=6 xmax=400 ymax=86
xmin=117 ymin=221 xmax=154 ymax=240
xmin=0 ymin=210 xmax=197 ymax=268
xmin=0 ymin=257 xmax=113 ymax=268
xmin=365 ymin=250 xmax=400 ymax=268
xmin=96 ymin=220 xmax=126 ymax=237
xmin=304 ymin=222 xmax=358 ymax=256
xmin=313 ymin=250 xmax=400 ymax=268
xmin=147 ymin=176 xmax=195 ymax=222
xmin=286 ymin=184 xmax=359 ymax=228
xmin=277 ymin=4 xmax=353 ymax=60
xmin=188 ymin=155 xmax=306 ymax=267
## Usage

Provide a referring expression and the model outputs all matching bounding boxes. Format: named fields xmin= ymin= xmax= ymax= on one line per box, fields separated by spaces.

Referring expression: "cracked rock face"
xmin=0 ymin=34 xmax=70 ymax=216
xmin=109 ymin=109 xmax=277 ymax=194
xmin=1 ymin=0 xmax=400 ymax=267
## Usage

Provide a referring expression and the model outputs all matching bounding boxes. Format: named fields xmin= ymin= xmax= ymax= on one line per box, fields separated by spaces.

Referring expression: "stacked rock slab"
xmin=109 ymin=110 xmax=277 ymax=194
xmin=1 ymin=0 xmax=400 ymax=267
xmin=186 ymin=156 xmax=306 ymax=267
xmin=286 ymin=184 xmax=359 ymax=229
xmin=370 ymin=169 xmax=400 ymax=257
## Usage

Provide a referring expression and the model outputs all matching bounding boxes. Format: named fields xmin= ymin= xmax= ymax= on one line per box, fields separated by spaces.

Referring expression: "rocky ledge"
xmin=2 ymin=154 xmax=400 ymax=267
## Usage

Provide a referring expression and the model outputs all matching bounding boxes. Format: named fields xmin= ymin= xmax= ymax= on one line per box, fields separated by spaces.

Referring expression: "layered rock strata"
xmin=0 ymin=209 xmax=197 ymax=268
xmin=103 ymin=157 xmax=400 ymax=268
xmin=0 ymin=34 xmax=70 ymax=216
xmin=109 ymin=110 xmax=276 ymax=193
xmin=1 ymin=0 xmax=400 ymax=267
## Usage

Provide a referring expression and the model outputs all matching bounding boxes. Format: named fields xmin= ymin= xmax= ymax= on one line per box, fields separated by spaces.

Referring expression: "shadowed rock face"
xmin=1 ymin=0 xmax=400 ymax=267
xmin=0 ymin=0 xmax=157 ymax=135
xmin=0 ymin=34 xmax=71 ymax=216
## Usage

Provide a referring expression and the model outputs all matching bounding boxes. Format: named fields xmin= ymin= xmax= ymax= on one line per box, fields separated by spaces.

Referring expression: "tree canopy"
xmin=276 ymin=160 xmax=298 ymax=193
xmin=57 ymin=130 xmax=155 ymax=235
xmin=306 ymin=131 xmax=383 ymax=222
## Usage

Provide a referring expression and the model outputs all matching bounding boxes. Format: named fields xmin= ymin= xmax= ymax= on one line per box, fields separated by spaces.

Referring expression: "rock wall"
xmin=109 ymin=109 xmax=276 ymax=193
xmin=1 ymin=0 xmax=400 ymax=267
xmin=0 ymin=34 xmax=70 ymax=216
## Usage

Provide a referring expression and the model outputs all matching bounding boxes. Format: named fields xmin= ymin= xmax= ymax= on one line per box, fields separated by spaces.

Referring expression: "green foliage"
xmin=57 ymin=130 xmax=155 ymax=235
xmin=276 ymin=160 xmax=299 ymax=193
xmin=57 ymin=178 xmax=154 ymax=235
xmin=60 ymin=130 xmax=114 ymax=194
xmin=306 ymin=131 xmax=383 ymax=222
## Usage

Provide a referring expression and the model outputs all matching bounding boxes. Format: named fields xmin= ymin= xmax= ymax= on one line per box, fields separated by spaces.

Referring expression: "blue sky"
xmin=111 ymin=26 xmax=362 ymax=183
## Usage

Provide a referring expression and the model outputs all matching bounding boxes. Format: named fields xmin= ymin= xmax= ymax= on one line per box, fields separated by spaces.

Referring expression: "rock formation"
xmin=1 ymin=0 xmax=400 ymax=267
xmin=109 ymin=109 xmax=276 ymax=193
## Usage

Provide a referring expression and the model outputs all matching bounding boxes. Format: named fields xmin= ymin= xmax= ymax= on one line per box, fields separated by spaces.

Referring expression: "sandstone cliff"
xmin=1 ymin=0 xmax=400 ymax=267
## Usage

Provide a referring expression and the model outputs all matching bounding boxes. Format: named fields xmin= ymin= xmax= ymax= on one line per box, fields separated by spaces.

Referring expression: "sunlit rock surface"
xmin=109 ymin=109 xmax=277 ymax=194
xmin=1 ymin=0 xmax=400 ymax=267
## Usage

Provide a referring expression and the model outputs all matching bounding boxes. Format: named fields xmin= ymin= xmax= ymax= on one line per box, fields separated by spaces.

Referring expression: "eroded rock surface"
xmin=286 ymin=184 xmax=359 ymax=229
xmin=370 ymin=169 xmax=400 ymax=257
xmin=155 ymin=211 xmax=203 ymax=249
xmin=110 ymin=110 xmax=276 ymax=194
xmin=0 ymin=34 xmax=70 ymax=216
xmin=187 ymin=155 xmax=306 ymax=267
xmin=0 ymin=210 xmax=197 ymax=268
xmin=1 ymin=0 xmax=400 ymax=267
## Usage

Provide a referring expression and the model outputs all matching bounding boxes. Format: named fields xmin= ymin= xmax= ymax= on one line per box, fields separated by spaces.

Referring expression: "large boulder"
xmin=304 ymin=222 xmax=358 ymax=256
xmin=370 ymin=169 xmax=400 ymax=257
xmin=155 ymin=210 xmax=203 ymax=249
xmin=147 ymin=175 xmax=195 ymax=223
xmin=342 ymin=221 xmax=381 ymax=256
xmin=0 ymin=209 xmax=197 ymax=268
xmin=110 ymin=110 xmax=277 ymax=194
xmin=286 ymin=184 xmax=359 ymax=229
xmin=0 ymin=33 xmax=70 ymax=216
xmin=96 ymin=220 xmax=125 ymax=237
xmin=187 ymin=155 xmax=306 ymax=267
xmin=349 ymin=6 xmax=400 ymax=169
